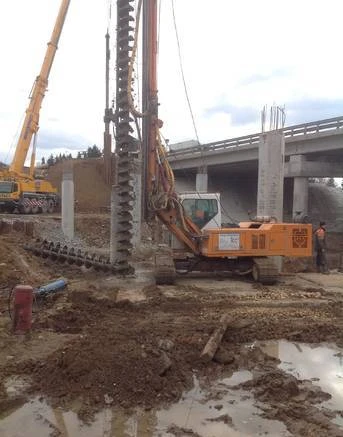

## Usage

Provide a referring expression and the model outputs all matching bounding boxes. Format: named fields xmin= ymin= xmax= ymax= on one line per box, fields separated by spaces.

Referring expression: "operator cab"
xmin=180 ymin=193 xmax=221 ymax=230
xmin=0 ymin=181 xmax=18 ymax=194
xmin=182 ymin=196 xmax=220 ymax=229
xmin=169 ymin=193 xmax=222 ymax=250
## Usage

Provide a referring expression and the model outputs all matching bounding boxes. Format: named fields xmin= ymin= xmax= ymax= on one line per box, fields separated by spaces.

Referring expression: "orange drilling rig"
xmin=111 ymin=0 xmax=312 ymax=284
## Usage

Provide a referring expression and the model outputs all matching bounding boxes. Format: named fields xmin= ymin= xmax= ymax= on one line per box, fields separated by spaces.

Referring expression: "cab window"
xmin=183 ymin=198 xmax=218 ymax=229
xmin=0 ymin=182 xmax=14 ymax=193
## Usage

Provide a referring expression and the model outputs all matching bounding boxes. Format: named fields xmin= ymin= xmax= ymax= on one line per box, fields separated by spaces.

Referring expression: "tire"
xmin=47 ymin=199 xmax=54 ymax=214
xmin=31 ymin=199 xmax=39 ymax=214
xmin=21 ymin=200 xmax=32 ymax=214
xmin=40 ymin=199 xmax=48 ymax=214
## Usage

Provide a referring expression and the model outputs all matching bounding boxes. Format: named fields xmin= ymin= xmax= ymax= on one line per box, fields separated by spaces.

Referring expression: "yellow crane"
xmin=0 ymin=0 xmax=71 ymax=214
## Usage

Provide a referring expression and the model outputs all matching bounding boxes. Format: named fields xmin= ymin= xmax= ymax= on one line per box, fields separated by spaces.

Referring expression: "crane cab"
xmin=0 ymin=181 xmax=20 ymax=212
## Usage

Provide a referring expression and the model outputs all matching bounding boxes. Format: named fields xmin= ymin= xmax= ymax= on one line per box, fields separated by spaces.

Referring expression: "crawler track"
xmin=154 ymin=246 xmax=176 ymax=285
xmin=252 ymin=257 xmax=279 ymax=285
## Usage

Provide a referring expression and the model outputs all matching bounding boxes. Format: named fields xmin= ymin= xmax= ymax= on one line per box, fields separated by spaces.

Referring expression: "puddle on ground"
xmin=0 ymin=373 xmax=290 ymax=437
xmin=259 ymin=339 xmax=343 ymax=427
xmin=1 ymin=340 xmax=342 ymax=436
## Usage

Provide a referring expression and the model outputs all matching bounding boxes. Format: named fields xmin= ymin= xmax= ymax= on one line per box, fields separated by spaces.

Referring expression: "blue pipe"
xmin=35 ymin=278 xmax=67 ymax=297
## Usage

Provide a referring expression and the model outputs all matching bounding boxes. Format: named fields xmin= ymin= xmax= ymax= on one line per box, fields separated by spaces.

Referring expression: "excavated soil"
xmin=237 ymin=370 xmax=343 ymax=437
xmin=1 ymin=227 xmax=343 ymax=434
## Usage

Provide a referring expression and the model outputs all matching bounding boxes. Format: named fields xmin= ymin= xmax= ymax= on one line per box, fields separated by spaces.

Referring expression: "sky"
xmin=1 ymin=0 xmax=343 ymax=166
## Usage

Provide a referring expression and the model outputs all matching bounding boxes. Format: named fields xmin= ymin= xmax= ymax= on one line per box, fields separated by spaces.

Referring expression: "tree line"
xmin=309 ymin=177 xmax=343 ymax=189
xmin=41 ymin=145 xmax=102 ymax=166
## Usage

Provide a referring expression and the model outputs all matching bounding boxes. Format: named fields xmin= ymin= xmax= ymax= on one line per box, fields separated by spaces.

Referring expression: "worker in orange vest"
xmin=314 ymin=221 xmax=329 ymax=274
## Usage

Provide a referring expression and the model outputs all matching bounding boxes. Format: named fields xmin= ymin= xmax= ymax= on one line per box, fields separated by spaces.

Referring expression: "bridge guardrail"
xmin=168 ymin=116 xmax=343 ymax=159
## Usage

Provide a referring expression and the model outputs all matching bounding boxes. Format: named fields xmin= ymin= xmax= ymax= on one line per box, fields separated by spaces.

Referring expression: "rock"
xmin=206 ymin=414 xmax=233 ymax=426
xmin=104 ymin=394 xmax=113 ymax=405
xmin=158 ymin=339 xmax=175 ymax=351
xmin=158 ymin=351 xmax=172 ymax=376
xmin=6 ymin=387 xmax=17 ymax=395
xmin=214 ymin=347 xmax=235 ymax=364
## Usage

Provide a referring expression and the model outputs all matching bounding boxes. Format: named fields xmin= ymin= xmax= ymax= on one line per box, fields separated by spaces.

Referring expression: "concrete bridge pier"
xmin=196 ymin=165 xmax=208 ymax=192
xmin=257 ymin=131 xmax=285 ymax=273
xmin=257 ymin=131 xmax=285 ymax=222
xmin=61 ymin=162 xmax=74 ymax=240
xmin=289 ymin=155 xmax=309 ymax=219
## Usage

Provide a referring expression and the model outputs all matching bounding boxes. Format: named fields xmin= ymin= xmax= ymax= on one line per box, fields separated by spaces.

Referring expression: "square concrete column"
xmin=61 ymin=163 xmax=75 ymax=240
xmin=196 ymin=166 xmax=208 ymax=193
xmin=257 ymin=132 xmax=285 ymax=222
xmin=289 ymin=155 xmax=309 ymax=219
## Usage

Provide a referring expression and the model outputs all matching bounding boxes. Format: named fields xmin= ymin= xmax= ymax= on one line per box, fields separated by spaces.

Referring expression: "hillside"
xmin=46 ymin=158 xmax=111 ymax=212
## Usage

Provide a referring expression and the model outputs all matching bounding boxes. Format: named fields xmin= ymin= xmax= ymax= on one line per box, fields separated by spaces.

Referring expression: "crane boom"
xmin=9 ymin=0 xmax=71 ymax=176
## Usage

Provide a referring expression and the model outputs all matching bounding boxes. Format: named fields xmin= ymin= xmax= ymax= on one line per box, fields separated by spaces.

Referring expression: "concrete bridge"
xmin=168 ymin=116 xmax=343 ymax=224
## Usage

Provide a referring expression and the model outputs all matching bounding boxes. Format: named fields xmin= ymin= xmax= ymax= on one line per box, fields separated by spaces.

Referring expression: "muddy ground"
xmin=0 ymin=215 xmax=343 ymax=436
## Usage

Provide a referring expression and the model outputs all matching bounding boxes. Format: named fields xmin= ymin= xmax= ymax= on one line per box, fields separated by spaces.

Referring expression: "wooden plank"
xmin=200 ymin=314 xmax=232 ymax=363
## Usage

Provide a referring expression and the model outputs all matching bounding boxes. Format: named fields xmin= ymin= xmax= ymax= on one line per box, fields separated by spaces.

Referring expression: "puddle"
xmin=2 ymin=341 xmax=342 ymax=436
xmin=0 ymin=372 xmax=290 ymax=437
xmin=259 ymin=339 xmax=343 ymax=426
xmin=156 ymin=374 xmax=291 ymax=436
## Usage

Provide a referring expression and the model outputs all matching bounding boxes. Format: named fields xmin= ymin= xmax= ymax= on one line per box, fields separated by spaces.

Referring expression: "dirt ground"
xmin=0 ymin=217 xmax=343 ymax=436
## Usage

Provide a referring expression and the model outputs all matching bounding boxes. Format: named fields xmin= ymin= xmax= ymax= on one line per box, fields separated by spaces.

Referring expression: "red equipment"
xmin=13 ymin=285 xmax=33 ymax=334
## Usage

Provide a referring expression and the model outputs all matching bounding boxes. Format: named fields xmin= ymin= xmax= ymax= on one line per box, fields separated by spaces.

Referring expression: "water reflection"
xmin=259 ymin=340 xmax=343 ymax=411
xmin=0 ymin=375 xmax=290 ymax=437
xmin=1 ymin=340 xmax=342 ymax=436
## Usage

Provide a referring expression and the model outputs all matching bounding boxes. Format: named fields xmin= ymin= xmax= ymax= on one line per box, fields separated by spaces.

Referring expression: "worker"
xmin=314 ymin=221 xmax=329 ymax=274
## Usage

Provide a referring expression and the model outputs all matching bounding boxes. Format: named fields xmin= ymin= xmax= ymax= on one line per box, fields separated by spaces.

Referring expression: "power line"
xmin=171 ymin=0 xmax=200 ymax=144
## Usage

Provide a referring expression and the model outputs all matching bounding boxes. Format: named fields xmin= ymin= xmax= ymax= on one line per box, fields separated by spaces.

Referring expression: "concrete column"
xmin=257 ymin=132 xmax=285 ymax=222
xmin=289 ymin=155 xmax=309 ymax=219
xmin=293 ymin=177 xmax=309 ymax=217
xmin=61 ymin=163 xmax=74 ymax=240
xmin=110 ymin=185 xmax=119 ymax=264
xmin=132 ymin=157 xmax=142 ymax=248
xmin=196 ymin=166 xmax=208 ymax=192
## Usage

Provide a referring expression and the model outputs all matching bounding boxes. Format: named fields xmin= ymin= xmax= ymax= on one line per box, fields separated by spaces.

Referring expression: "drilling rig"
xmin=27 ymin=0 xmax=313 ymax=284
xmin=111 ymin=0 xmax=312 ymax=284
xmin=0 ymin=0 xmax=70 ymax=214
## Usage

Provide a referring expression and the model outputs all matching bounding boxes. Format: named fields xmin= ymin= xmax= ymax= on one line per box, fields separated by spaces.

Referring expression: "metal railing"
xmin=168 ymin=116 xmax=343 ymax=159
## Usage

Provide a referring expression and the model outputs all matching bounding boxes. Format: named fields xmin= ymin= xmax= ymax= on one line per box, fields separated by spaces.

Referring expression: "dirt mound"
xmin=239 ymin=370 xmax=343 ymax=437
xmin=11 ymin=290 xmax=204 ymax=419
xmin=7 ymin=283 xmax=343 ymax=421
xmin=46 ymin=159 xmax=111 ymax=212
